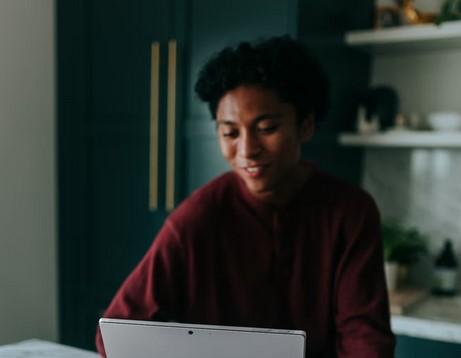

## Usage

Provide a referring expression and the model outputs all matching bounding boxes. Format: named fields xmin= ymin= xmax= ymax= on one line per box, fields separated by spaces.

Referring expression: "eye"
xmin=222 ymin=129 xmax=238 ymax=138
xmin=257 ymin=125 xmax=278 ymax=134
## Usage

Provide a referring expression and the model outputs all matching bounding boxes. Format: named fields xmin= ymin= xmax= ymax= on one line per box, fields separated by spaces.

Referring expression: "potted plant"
xmin=382 ymin=220 xmax=428 ymax=291
xmin=436 ymin=0 xmax=461 ymax=25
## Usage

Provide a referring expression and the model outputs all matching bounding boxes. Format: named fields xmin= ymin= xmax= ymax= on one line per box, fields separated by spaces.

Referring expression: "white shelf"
xmin=345 ymin=21 xmax=461 ymax=52
xmin=339 ymin=131 xmax=461 ymax=148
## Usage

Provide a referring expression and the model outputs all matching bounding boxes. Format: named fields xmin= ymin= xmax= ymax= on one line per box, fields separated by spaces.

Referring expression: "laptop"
xmin=99 ymin=318 xmax=306 ymax=358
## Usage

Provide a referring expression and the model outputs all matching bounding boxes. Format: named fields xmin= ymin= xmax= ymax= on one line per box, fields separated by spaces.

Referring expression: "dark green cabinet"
xmin=58 ymin=0 xmax=185 ymax=349
xmin=58 ymin=0 xmax=297 ymax=350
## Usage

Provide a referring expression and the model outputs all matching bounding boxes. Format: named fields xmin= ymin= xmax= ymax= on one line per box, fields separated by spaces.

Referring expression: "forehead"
xmin=216 ymin=85 xmax=290 ymax=120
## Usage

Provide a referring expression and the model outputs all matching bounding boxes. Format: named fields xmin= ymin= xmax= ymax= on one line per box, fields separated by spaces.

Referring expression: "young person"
xmin=96 ymin=36 xmax=395 ymax=357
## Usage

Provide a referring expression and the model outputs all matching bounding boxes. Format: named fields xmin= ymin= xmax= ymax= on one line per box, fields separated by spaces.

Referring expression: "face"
xmin=216 ymin=85 xmax=314 ymax=204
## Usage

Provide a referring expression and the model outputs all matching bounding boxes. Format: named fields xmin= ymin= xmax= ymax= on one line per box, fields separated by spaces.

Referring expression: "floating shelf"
xmin=345 ymin=21 xmax=461 ymax=52
xmin=339 ymin=131 xmax=461 ymax=148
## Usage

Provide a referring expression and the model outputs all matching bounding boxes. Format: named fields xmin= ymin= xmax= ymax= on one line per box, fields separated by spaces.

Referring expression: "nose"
xmin=238 ymin=131 xmax=261 ymax=158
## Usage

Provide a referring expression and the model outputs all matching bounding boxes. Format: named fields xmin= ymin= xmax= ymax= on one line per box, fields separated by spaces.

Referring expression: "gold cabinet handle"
xmin=149 ymin=42 xmax=160 ymax=211
xmin=166 ymin=39 xmax=177 ymax=211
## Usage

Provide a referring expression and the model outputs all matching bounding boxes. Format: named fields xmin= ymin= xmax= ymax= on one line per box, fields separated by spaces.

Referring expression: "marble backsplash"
xmin=362 ymin=148 xmax=461 ymax=288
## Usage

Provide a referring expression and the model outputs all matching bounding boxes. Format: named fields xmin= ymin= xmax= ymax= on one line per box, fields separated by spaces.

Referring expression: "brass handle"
xmin=166 ymin=40 xmax=177 ymax=211
xmin=149 ymin=42 xmax=160 ymax=211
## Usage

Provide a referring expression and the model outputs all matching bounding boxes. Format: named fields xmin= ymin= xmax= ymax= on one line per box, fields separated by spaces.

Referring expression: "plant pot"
xmin=398 ymin=264 xmax=409 ymax=287
xmin=385 ymin=261 xmax=399 ymax=292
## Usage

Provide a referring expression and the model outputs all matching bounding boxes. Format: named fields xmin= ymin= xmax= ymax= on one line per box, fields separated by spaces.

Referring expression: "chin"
xmin=245 ymin=182 xmax=273 ymax=197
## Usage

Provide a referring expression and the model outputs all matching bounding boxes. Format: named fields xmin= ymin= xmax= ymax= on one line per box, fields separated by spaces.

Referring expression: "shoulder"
xmin=305 ymin=168 xmax=380 ymax=234
xmin=306 ymin=168 xmax=382 ymax=252
xmin=312 ymin=168 xmax=377 ymax=212
xmin=327 ymin=172 xmax=380 ymax=234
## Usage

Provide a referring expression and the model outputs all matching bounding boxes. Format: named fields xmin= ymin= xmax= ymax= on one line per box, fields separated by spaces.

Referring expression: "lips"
xmin=239 ymin=163 xmax=268 ymax=178
xmin=246 ymin=167 xmax=260 ymax=173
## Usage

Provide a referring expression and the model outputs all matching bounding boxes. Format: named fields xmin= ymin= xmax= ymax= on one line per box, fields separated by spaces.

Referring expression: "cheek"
xmin=275 ymin=137 xmax=301 ymax=159
xmin=219 ymin=139 xmax=234 ymax=161
xmin=267 ymin=133 xmax=289 ymax=150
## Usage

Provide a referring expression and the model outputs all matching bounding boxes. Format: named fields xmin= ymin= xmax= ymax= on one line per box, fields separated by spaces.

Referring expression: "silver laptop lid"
xmin=99 ymin=318 xmax=306 ymax=358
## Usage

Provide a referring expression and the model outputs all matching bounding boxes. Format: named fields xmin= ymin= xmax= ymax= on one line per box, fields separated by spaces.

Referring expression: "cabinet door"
xmin=58 ymin=0 xmax=181 ymax=349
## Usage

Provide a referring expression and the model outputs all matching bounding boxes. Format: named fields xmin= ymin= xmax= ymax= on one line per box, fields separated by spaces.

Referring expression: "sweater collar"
xmin=231 ymin=160 xmax=323 ymax=218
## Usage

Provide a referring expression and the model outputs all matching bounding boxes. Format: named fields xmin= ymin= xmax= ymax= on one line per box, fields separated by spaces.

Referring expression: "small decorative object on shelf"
xmin=392 ymin=113 xmax=408 ymax=131
xmin=397 ymin=0 xmax=437 ymax=25
xmin=382 ymin=220 xmax=428 ymax=291
xmin=357 ymin=106 xmax=380 ymax=134
xmin=432 ymin=239 xmax=459 ymax=296
xmin=356 ymin=85 xmax=399 ymax=133
xmin=375 ymin=2 xmax=402 ymax=28
xmin=407 ymin=112 xmax=423 ymax=130
xmin=427 ymin=111 xmax=461 ymax=131
xmin=375 ymin=0 xmax=438 ymax=28
xmin=385 ymin=112 xmax=429 ymax=132
xmin=436 ymin=0 xmax=461 ymax=24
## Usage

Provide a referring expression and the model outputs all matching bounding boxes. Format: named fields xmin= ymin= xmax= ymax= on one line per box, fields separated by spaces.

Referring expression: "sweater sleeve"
xmin=334 ymin=193 xmax=395 ymax=358
xmin=95 ymin=219 xmax=185 ymax=357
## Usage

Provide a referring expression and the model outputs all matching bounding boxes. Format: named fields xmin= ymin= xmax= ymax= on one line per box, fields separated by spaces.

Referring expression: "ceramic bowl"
xmin=427 ymin=112 xmax=461 ymax=131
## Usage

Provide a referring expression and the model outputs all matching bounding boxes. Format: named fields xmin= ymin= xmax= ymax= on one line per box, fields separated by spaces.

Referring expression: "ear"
xmin=299 ymin=114 xmax=315 ymax=143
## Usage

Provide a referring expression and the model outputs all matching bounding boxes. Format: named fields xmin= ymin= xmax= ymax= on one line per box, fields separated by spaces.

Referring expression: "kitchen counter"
xmin=0 ymin=339 xmax=99 ymax=357
xmin=391 ymin=295 xmax=461 ymax=343
xmin=4 ymin=298 xmax=460 ymax=353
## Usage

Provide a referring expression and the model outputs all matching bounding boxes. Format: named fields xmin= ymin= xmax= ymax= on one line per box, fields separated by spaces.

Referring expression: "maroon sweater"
xmin=96 ymin=166 xmax=395 ymax=357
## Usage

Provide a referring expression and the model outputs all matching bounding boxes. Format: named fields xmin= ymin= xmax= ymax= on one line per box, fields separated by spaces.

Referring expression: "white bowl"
xmin=427 ymin=112 xmax=461 ymax=131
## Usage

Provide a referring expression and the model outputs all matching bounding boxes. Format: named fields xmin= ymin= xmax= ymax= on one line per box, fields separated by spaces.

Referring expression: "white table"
xmin=0 ymin=339 xmax=99 ymax=357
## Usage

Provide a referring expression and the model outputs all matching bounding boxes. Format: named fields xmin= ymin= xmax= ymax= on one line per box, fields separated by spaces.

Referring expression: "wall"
xmin=363 ymin=148 xmax=461 ymax=287
xmin=0 ymin=0 xmax=57 ymax=344
xmin=372 ymin=49 xmax=461 ymax=116
xmin=366 ymin=46 xmax=461 ymax=287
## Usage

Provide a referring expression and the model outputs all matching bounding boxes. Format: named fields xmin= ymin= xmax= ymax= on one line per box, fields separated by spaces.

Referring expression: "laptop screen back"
xmin=99 ymin=318 xmax=306 ymax=358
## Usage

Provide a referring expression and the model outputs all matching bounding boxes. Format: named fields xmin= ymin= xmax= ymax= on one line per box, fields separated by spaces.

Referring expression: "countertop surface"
xmin=391 ymin=295 xmax=461 ymax=343
xmin=0 ymin=339 xmax=99 ymax=358
xmin=3 ymin=298 xmax=461 ymax=353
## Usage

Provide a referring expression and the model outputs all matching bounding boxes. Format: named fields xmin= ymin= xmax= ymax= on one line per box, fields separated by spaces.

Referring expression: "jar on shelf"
xmin=432 ymin=239 xmax=459 ymax=296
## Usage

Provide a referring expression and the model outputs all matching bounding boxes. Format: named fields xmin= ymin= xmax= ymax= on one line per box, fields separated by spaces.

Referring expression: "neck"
xmin=260 ymin=162 xmax=312 ymax=209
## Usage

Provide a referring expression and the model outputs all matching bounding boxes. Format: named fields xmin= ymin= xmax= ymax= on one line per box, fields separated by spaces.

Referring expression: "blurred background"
xmin=1 ymin=0 xmax=461 ymax=356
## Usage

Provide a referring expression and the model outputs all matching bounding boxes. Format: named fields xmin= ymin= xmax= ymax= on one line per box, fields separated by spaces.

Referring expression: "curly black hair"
xmin=194 ymin=36 xmax=329 ymax=124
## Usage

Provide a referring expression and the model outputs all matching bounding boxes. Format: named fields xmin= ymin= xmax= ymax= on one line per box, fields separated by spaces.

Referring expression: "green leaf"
xmin=381 ymin=220 xmax=428 ymax=264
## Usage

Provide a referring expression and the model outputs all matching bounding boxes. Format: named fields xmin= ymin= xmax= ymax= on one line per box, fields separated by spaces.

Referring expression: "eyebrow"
xmin=216 ymin=113 xmax=283 ymax=126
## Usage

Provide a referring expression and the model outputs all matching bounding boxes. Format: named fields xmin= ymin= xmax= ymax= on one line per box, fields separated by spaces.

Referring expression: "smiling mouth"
xmin=240 ymin=164 xmax=268 ymax=177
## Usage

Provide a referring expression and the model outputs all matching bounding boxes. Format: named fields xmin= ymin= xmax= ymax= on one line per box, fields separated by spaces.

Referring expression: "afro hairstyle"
xmin=194 ymin=35 xmax=329 ymax=124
